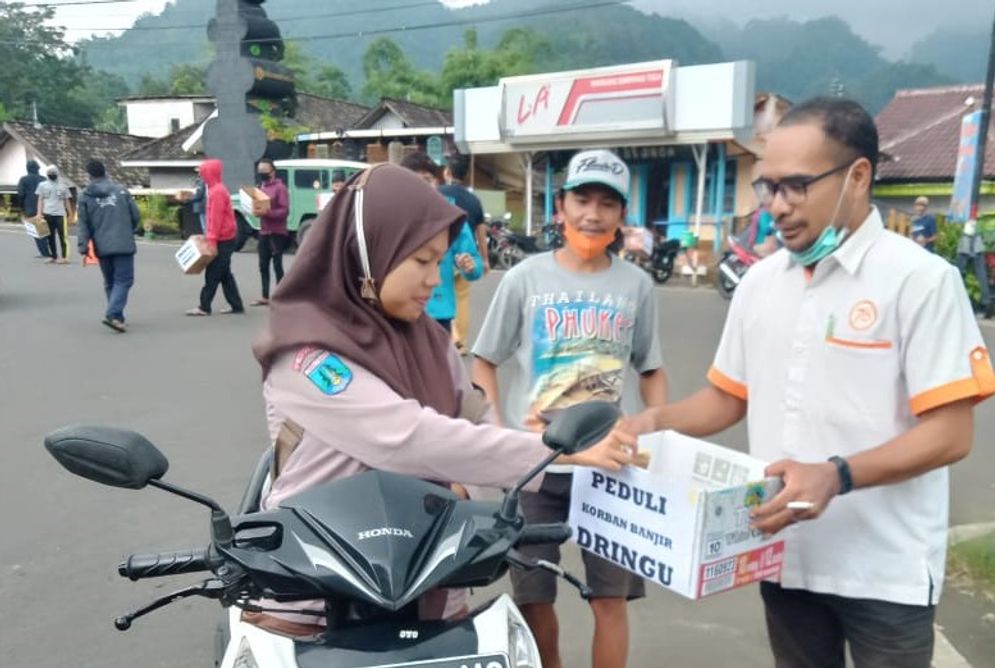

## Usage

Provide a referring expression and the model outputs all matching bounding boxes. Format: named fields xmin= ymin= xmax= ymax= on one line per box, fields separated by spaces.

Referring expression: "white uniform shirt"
xmin=709 ymin=207 xmax=995 ymax=605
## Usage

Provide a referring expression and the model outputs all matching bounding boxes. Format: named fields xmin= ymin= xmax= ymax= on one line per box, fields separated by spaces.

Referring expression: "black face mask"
xmin=257 ymin=172 xmax=272 ymax=185
xmin=47 ymin=174 xmax=57 ymax=181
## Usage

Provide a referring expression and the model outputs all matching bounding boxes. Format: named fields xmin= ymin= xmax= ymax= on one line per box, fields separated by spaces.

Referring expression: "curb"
xmin=949 ymin=522 xmax=995 ymax=546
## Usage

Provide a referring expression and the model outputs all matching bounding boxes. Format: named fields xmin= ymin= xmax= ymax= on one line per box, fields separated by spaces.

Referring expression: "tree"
xmin=439 ymin=28 xmax=550 ymax=103
xmin=69 ymin=69 xmax=130 ymax=130
xmin=282 ymin=42 xmax=353 ymax=100
xmin=314 ymin=66 xmax=353 ymax=100
xmin=361 ymin=37 xmax=441 ymax=106
xmin=168 ymin=64 xmax=208 ymax=95
xmin=0 ymin=3 xmax=94 ymax=126
xmin=137 ymin=63 xmax=207 ymax=97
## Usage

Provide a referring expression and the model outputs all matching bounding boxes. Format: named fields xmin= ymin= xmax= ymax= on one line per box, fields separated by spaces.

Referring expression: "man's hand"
xmin=561 ymin=424 xmax=637 ymax=472
xmin=619 ymin=408 xmax=659 ymax=436
xmin=455 ymin=253 xmax=476 ymax=274
xmin=750 ymin=459 xmax=840 ymax=535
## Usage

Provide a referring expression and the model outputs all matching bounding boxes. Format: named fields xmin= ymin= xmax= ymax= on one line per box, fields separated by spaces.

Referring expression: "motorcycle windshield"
xmin=271 ymin=471 xmax=472 ymax=609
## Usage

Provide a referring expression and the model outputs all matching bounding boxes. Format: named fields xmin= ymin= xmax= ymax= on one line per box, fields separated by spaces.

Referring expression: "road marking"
xmin=933 ymin=624 xmax=972 ymax=667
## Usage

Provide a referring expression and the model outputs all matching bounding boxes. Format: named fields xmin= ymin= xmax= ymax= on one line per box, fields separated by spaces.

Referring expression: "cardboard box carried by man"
xmin=569 ymin=431 xmax=784 ymax=599
xmin=175 ymin=234 xmax=217 ymax=275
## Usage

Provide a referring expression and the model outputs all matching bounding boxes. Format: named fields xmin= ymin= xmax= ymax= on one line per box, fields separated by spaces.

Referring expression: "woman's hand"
xmin=559 ymin=424 xmax=637 ymax=472
xmin=455 ymin=253 xmax=476 ymax=274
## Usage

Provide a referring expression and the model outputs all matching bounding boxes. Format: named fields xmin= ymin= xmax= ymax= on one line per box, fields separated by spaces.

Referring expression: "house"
xmin=119 ymin=93 xmax=371 ymax=191
xmin=297 ymin=97 xmax=455 ymax=163
xmin=119 ymin=95 xmax=216 ymax=139
xmin=875 ymin=84 xmax=995 ymax=217
xmin=0 ymin=120 xmax=149 ymax=199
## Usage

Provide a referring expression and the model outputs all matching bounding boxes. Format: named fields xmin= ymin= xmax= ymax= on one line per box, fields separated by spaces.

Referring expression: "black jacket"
xmin=77 ymin=178 xmax=141 ymax=257
xmin=17 ymin=163 xmax=44 ymax=217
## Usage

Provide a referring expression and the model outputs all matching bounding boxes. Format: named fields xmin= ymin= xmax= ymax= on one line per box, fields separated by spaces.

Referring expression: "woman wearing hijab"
xmin=250 ymin=164 xmax=634 ymax=633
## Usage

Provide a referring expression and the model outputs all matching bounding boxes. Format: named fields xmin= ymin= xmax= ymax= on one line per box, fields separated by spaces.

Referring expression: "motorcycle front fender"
xmin=222 ymin=594 xmax=532 ymax=668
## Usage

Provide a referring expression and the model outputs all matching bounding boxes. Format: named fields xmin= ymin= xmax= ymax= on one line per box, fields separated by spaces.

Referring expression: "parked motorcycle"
xmin=487 ymin=214 xmax=562 ymax=270
xmin=623 ymin=227 xmax=681 ymax=285
xmin=45 ymin=401 xmax=619 ymax=668
xmin=715 ymin=235 xmax=761 ymax=300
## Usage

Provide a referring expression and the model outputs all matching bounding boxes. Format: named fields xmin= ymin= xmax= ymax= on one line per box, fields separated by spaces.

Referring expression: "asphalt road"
xmin=1 ymin=228 xmax=992 ymax=667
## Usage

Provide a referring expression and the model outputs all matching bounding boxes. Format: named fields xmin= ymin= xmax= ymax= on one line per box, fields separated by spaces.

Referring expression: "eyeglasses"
xmin=752 ymin=161 xmax=854 ymax=206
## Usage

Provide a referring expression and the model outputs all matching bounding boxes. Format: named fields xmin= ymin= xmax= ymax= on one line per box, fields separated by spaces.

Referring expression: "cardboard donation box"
xmin=23 ymin=217 xmax=50 ymax=239
xmin=569 ymin=431 xmax=784 ymax=599
xmin=175 ymin=235 xmax=216 ymax=275
xmin=239 ymin=186 xmax=271 ymax=217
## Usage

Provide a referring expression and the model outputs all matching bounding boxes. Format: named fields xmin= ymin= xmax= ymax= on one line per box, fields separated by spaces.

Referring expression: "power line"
xmin=0 ymin=0 xmax=628 ymax=48
xmin=59 ymin=0 xmax=444 ymax=32
xmin=26 ymin=0 xmax=142 ymax=6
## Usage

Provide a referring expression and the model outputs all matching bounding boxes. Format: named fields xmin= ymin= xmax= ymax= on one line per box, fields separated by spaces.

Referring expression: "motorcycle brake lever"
xmin=506 ymin=549 xmax=593 ymax=600
xmin=114 ymin=579 xmax=226 ymax=631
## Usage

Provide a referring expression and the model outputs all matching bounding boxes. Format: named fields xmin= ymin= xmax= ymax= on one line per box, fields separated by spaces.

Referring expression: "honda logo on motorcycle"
xmin=357 ymin=527 xmax=415 ymax=540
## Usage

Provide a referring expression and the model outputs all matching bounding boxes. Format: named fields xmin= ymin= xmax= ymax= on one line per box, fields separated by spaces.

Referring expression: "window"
xmin=723 ymin=158 xmax=737 ymax=215
xmin=294 ymin=169 xmax=328 ymax=190
xmin=169 ymin=118 xmax=181 ymax=133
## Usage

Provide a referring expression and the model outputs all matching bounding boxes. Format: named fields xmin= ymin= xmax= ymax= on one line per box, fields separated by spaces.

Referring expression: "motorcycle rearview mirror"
xmin=498 ymin=401 xmax=622 ymax=523
xmin=542 ymin=401 xmax=621 ymax=454
xmin=45 ymin=425 xmax=168 ymax=489
xmin=45 ymin=425 xmax=234 ymax=547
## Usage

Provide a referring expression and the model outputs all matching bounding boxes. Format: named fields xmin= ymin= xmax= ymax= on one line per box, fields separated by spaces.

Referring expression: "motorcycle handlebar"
xmin=516 ymin=523 xmax=572 ymax=547
xmin=118 ymin=548 xmax=212 ymax=581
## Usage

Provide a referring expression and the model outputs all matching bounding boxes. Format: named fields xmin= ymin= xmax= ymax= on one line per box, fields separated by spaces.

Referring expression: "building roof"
xmin=354 ymin=98 xmax=453 ymax=129
xmin=295 ymin=93 xmax=371 ymax=131
xmin=875 ymin=84 xmax=995 ymax=182
xmin=118 ymin=94 xmax=215 ymax=103
xmin=120 ymin=123 xmax=202 ymax=162
xmin=2 ymin=120 xmax=149 ymax=188
xmin=120 ymin=94 xmax=372 ymax=165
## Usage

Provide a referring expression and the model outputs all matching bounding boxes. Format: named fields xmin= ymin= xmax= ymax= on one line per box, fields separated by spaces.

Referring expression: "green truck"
xmin=234 ymin=158 xmax=368 ymax=250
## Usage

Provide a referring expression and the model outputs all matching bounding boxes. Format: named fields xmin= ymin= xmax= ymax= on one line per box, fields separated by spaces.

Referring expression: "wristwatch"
xmin=827 ymin=455 xmax=853 ymax=495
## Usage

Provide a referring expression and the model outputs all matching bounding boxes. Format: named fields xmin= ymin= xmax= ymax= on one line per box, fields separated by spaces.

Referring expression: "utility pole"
xmin=969 ymin=2 xmax=995 ymax=219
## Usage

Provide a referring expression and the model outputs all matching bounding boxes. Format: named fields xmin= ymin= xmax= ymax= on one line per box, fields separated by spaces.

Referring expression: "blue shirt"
xmin=426 ymin=221 xmax=483 ymax=321
xmin=911 ymin=214 xmax=937 ymax=253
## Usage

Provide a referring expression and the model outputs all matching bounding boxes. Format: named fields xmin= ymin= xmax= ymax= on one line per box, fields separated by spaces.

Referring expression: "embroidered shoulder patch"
xmin=304 ymin=353 xmax=353 ymax=396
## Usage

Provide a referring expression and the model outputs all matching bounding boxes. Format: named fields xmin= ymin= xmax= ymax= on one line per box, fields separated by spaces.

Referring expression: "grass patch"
xmin=948 ymin=533 xmax=995 ymax=595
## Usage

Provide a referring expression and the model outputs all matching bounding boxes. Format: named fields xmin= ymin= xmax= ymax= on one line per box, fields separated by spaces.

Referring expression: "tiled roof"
xmin=120 ymin=123 xmax=201 ymax=162
xmin=875 ymin=84 xmax=995 ymax=182
xmin=2 ymin=121 xmax=150 ymax=188
xmin=295 ymin=94 xmax=370 ymax=131
xmin=120 ymin=94 xmax=372 ymax=163
xmin=355 ymin=98 xmax=453 ymax=129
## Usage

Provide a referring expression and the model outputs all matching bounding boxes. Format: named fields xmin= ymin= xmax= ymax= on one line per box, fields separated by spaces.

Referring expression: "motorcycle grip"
xmin=118 ymin=548 xmax=210 ymax=581
xmin=516 ymin=523 xmax=572 ymax=547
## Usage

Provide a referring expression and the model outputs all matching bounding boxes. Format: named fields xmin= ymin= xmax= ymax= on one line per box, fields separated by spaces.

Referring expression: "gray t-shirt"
xmin=35 ymin=179 xmax=70 ymax=216
xmin=473 ymin=253 xmax=663 ymax=470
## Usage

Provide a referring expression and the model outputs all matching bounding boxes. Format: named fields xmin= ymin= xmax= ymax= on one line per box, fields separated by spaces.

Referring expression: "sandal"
xmin=185 ymin=307 xmax=209 ymax=316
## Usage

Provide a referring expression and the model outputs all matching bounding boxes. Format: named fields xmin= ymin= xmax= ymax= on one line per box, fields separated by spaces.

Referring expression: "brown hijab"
xmin=253 ymin=164 xmax=466 ymax=418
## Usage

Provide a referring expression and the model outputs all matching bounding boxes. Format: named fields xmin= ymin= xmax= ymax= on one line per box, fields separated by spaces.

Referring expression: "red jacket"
xmin=200 ymin=159 xmax=236 ymax=244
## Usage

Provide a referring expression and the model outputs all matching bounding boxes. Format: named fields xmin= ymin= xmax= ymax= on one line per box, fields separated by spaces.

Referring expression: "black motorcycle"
xmin=625 ymin=232 xmax=681 ymax=285
xmin=45 ymin=402 xmax=619 ymax=668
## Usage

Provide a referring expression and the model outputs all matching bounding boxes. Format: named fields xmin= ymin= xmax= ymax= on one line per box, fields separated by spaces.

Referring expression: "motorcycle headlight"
xmin=232 ymin=638 xmax=260 ymax=668
xmin=508 ymin=619 xmax=540 ymax=668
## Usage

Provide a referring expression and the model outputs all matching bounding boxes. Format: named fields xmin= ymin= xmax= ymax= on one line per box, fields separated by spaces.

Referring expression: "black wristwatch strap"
xmin=828 ymin=455 xmax=853 ymax=495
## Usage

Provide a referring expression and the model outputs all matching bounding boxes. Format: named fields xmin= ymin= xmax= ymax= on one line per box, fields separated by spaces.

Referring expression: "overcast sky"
xmin=32 ymin=0 xmax=992 ymax=57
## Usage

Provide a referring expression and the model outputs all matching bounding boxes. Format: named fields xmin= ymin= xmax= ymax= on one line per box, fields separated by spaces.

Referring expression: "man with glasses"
xmin=626 ymin=97 xmax=994 ymax=667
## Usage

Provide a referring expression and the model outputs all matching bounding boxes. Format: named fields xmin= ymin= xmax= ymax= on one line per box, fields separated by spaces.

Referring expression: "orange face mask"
xmin=562 ymin=224 xmax=617 ymax=260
